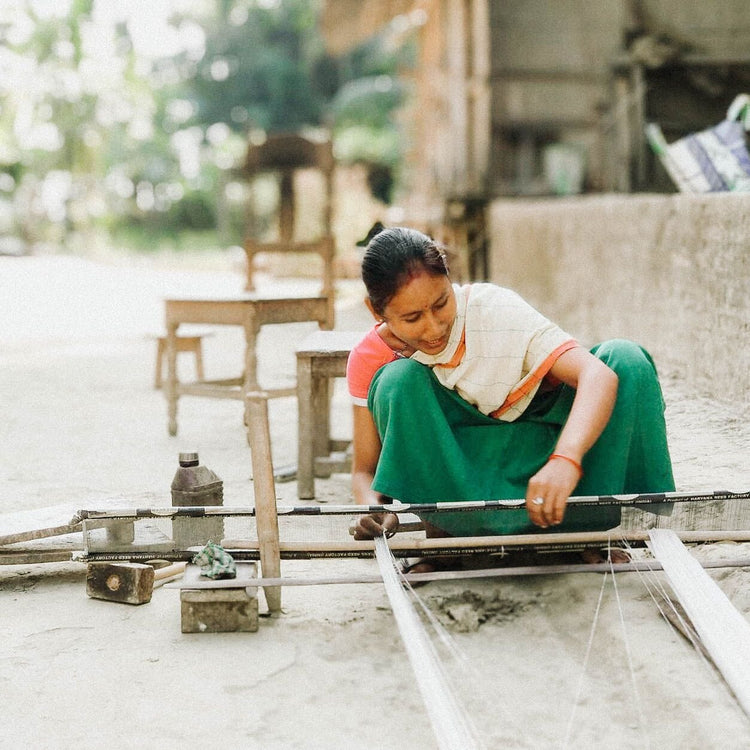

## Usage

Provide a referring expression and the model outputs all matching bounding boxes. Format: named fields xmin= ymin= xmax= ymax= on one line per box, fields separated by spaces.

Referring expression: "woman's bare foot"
xmin=400 ymin=555 xmax=463 ymax=576
xmin=580 ymin=546 xmax=631 ymax=564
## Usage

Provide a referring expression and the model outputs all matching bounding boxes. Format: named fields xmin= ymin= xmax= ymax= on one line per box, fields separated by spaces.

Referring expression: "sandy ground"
xmin=2 ymin=252 xmax=750 ymax=750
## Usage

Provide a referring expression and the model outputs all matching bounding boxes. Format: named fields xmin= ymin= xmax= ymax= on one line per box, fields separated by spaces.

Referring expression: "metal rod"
xmin=77 ymin=488 xmax=750 ymax=519
xmin=74 ymin=529 xmax=750 ymax=564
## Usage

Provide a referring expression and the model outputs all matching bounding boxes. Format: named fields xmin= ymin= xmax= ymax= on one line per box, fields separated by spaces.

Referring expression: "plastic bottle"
xmin=170 ymin=452 xmax=224 ymax=548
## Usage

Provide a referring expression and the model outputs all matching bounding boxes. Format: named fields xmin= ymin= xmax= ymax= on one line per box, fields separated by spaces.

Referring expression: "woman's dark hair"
xmin=361 ymin=226 xmax=449 ymax=315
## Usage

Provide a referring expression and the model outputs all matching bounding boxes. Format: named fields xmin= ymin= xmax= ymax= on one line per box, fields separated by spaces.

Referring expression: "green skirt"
xmin=367 ymin=339 xmax=675 ymax=536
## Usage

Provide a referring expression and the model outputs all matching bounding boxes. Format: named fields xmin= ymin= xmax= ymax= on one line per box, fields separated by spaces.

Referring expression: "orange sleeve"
xmin=346 ymin=327 xmax=398 ymax=404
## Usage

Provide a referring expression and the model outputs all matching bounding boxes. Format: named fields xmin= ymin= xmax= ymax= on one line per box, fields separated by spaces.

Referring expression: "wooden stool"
xmin=153 ymin=330 xmax=211 ymax=390
xmin=295 ymin=330 xmax=363 ymax=499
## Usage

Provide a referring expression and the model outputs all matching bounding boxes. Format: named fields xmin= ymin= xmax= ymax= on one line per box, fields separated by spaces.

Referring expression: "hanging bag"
xmin=646 ymin=93 xmax=750 ymax=192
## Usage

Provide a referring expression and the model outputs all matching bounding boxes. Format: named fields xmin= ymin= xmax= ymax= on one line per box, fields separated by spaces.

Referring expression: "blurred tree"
xmin=182 ymin=0 xmax=410 ymax=203
xmin=328 ymin=34 xmax=409 ymax=203
xmin=0 ymin=0 xmax=411 ymax=254
xmin=0 ymin=0 xmax=175 ymax=250
xmin=186 ymin=0 xmax=328 ymax=133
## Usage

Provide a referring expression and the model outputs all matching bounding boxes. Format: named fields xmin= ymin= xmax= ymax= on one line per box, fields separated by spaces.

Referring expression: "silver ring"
xmin=532 ymin=497 xmax=545 ymax=506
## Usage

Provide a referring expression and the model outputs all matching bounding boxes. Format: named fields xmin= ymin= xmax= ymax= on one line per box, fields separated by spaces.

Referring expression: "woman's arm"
xmin=351 ymin=405 xmax=399 ymax=538
xmin=525 ymin=346 xmax=618 ymax=528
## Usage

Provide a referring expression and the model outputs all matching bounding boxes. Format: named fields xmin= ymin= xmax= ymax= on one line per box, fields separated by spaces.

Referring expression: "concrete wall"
xmin=488 ymin=193 xmax=750 ymax=404
xmin=486 ymin=1 xmax=750 ymax=194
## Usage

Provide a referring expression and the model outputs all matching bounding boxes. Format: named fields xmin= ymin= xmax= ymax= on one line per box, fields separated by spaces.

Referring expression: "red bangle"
xmin=549 ymin=453 xmax=584 ymax=477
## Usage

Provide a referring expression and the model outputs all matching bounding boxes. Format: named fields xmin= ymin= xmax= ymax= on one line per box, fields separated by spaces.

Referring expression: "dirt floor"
xmin=2 ymin=252 xmax=750 ymax=750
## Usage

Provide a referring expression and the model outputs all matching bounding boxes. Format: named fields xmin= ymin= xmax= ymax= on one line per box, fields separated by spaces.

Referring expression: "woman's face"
xmin=382 ymin=271 xmax=456 ymax=355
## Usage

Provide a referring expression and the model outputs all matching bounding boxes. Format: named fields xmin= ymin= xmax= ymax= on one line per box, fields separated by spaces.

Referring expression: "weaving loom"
xmin=73 ymin=490 xmax=750 ymax=748
xmin=73 ymin=392 xmax=750 ymax=592
xmin=75 ymin=387 xmax=750 ymax=596
xmin=75 ymin=490 xmax=750 ymax=579
xmin=70 ymin=393 xmax=750 ymax=747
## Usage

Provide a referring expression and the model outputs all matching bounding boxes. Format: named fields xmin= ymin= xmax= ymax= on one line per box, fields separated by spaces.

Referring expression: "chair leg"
xmin=155 ymin=337 xmax=166 ymax=390
xmin=194 ymin=340 xmax=205 ymax=381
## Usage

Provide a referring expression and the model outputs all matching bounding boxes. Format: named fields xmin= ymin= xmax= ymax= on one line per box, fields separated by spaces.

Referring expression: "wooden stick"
xmin=649 ymin=530 xmax=750 ymax=718
xmin=222 ymin=528 xmax=750 ymax=557
xmin=0 ymin=550 xmax=76 ymax=565
xmin=245 ymin=391 xmax=282 ymax=613
xmin=0 ymin=520 xmax=82 ymax=547
xmin=164 ymin=556 xmax=750 ymax=589
xmin=152 ymin=561 xmax=187 ymax=587
xmin=76 ymin=488 xmax=750 ymax=519
xmin=78 ymin=528 xmax=750 ymax=565
xmin=349 ymin=521 xmax=425 ymax=536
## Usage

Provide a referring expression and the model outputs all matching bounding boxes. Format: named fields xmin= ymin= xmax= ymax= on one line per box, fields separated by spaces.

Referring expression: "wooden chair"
xmin=162 ymin=134 xmax=338 ymax=437
xmin=241 ymin=133 xmax=336 ymax=327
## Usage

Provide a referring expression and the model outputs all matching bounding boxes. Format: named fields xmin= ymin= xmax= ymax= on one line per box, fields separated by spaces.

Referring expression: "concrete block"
xmin=180 ymin=589 xmax=258 ymax=633
xmin=180 ymin=562 xmax=258 ymax=633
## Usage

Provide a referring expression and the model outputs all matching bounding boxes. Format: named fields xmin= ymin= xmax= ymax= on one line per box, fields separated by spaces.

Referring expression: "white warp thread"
xmin=374 ymin=537 xmax=484 ymax=750
xmin=649 ymin=529 xmax=750 ymax=717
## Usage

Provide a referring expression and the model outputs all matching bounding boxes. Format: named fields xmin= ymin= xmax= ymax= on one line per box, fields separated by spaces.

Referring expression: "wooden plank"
xmin=246 ymin=392 xmax=282 ymax=613
xmin=174 ymin=383 xmax=297 ymax=400
xmin=0 ymin=550 xmax=76 ymax=565
xmin=649 ymin=529 xmax=750 ymax=717
xmin=165 ymin=296 xmax=329 ymax=327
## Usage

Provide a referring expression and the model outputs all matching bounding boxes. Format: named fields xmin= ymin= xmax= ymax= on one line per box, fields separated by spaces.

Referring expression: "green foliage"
xmin=330 ymin=76 xmax=404 ymax=130
xmin=186 ymin=0 xmax=327 ymax=133
xmin=109 ymin=224 xmax=224 ymax=255
xmin=327 ymin=33 xmax=410 ymax=202
xmin=168 ymin=189 xmax=216 ymax=230
xmin=0 ymin=0 xmax=413 ymax=253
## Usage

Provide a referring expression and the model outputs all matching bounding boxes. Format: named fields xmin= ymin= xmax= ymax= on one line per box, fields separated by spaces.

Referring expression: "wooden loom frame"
xmin=72 ymin=393 xmax=750 ymax=617
xmin=57 ymin=393 xmax=750 ymax=734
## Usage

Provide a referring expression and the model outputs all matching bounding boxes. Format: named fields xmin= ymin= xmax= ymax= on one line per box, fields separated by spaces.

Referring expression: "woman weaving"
xmin=348 ymin=226 xmax=674 ymax=567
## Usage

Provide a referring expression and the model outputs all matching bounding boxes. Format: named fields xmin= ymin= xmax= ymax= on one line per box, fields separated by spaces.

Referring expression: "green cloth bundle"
xmin=192 ymin=541 xmax=237 ymax=579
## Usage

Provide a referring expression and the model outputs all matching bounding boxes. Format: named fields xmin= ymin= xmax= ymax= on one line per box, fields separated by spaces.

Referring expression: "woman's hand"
xmin=351 ymin=405 xmax=398 ymax=539
xmin=352 ymin=512 xmax=400 ymax=540
xmin=525 ymin=457 xmax=581 ymax=528
xmin=525 ymin=346 xmax=618 ymax=528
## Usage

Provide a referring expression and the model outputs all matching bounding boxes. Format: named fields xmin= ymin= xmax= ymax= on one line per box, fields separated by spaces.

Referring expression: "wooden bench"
xmin=295 ymin=330 xmax=363 ymax=499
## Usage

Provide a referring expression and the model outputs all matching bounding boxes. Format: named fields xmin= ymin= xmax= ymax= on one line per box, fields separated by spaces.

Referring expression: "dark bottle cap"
xmin=178 ymin=452 xmax=200 ymax=467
